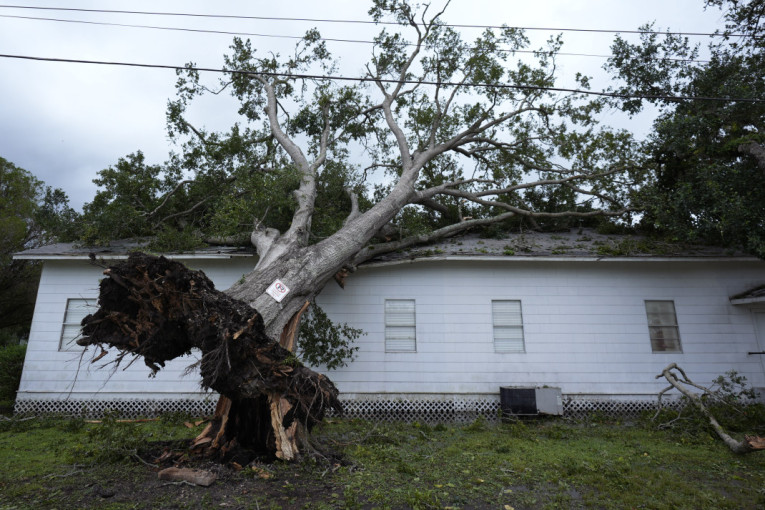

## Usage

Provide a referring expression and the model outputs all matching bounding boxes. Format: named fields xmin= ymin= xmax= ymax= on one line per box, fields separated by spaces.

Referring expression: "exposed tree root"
xmin=656 ymin=363 xmax=764 ymax=454
xmin=79 ymin=253 xmax=342 ymax=461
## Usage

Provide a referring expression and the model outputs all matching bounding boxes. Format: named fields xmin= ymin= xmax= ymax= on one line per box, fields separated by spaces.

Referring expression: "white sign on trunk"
xmin=266 ymin=279 xmax=290 ymax=302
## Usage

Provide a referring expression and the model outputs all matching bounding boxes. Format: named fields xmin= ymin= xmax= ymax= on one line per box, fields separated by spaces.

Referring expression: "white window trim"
xmin=645 ymin=300 xmax=683 ymax=353
xmin=59 ymin=298 xmax=98 ymax=352
xmin=385 ymin=299 xmax=416 ymax=352
xmin=492 ymin=299 xmax=525 ymax=353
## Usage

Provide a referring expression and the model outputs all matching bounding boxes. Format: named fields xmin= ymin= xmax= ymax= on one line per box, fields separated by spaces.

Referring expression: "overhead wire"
xmin=0 ymin=4 xmax=754 ymax=38
xmin=0 ymin=13 xmax=712 ymax=64
xmin=1 ymin=53 xmax=761 ymax=103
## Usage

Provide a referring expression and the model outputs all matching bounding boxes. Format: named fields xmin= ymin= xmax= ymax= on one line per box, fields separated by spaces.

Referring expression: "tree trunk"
xmin=78 ymin=253 xmax=342 ymax=461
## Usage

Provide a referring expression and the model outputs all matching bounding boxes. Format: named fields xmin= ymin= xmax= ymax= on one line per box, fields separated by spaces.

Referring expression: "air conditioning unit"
xmin=500 ymin=387 xmax=563 ymax=416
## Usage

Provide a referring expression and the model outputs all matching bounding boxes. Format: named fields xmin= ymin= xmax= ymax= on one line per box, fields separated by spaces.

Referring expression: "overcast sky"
xmin=0 ymin=1 xmax=725 ymax=210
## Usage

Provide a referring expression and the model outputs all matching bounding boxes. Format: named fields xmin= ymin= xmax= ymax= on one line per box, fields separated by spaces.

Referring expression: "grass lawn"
xmin=0 ymin=413 xmax=763 ymax=509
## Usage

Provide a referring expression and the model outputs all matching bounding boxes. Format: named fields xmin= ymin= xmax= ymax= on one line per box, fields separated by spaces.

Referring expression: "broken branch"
xmin=656 ymin=363 xmax=764 ymax=454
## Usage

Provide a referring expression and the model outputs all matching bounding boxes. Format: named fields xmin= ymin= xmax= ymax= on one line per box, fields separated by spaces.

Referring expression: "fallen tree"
xmin=80 ymin=0 xmax=641 ymax=344
xmin=79 ymin=253 xmax=341 ymax=461
xmin=656 ymin=363 xmax=765 ymax=454
xmin=75 ymin=0 xmax=644 ymax=461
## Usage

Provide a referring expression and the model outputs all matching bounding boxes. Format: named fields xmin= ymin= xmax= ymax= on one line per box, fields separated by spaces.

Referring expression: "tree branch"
xmin=656 ymin=363 xmax=764 ymax=454
xmin=257 ymin=77 xmax=310 ymax=172
xmin=183 ymin=120 xmax=223 ymax=147
xmin=342 ymin=188 xmax=362 ymax=226
xmin=739 ymin=141 xmax=765 ymax=174
xmin=257 ymin=76 xmax=319 ymax=251
xmin=350 ymin=211 xmax=517 ymax=266
xmin=419 ymin=169 xmax=623 ymax=202
xmin=419 ymin=106 xmax=546 ymax=164
xmin=371 ymin=4 xmax=446 ymax=174
xmin=434 ymin=188 xmax=631 ymax=219
xmin=154 ymin=196 xmax=212 ymax=229
xmin=412 ymin=197 xmax=450 ymax=214
xmin=144 ymin=180 xmax=194 ymax=219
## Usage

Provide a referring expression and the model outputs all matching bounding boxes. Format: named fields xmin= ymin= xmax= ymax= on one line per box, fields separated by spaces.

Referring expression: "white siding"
xmin=315 ymin=259 xmax=765 ymax=399
xmin=18 ymin=256 xmax=765 ymax=402
xmin=17 ymin=258 xmax=255 ymax=401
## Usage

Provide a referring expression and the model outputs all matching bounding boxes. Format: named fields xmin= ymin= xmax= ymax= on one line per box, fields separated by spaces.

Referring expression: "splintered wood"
xmin=79 ymin=253 xmax=342 ymax=461
xmin=158 ymin=467 xmax=216 ymax=487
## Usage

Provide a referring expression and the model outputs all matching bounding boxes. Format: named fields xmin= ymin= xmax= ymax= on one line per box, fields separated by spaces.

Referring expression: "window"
xmin=492 ymin=300 xmax=525 ymax=353
xmin=385 ymin=299 xmax=416 ymax=352
xmin=60 ymin=298 xmax=97 ymax=351
xmin=645 ymin=300 xmax=682 ymax=352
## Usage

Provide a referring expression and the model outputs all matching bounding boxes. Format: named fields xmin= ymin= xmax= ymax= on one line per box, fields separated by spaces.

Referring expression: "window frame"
xmin=492 ymin=299 xmax=526 ymax=353
xmin=644 ymin=300 xmax=683 ymax=353
xmin=384 ymin=299 xmax=416 ymax=353
xmin=59 ymin=298 xmax=98 ymax=352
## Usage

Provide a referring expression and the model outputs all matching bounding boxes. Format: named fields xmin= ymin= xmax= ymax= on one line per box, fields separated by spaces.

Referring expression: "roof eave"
xmin=13 ymin=253 xmax=255 ymax=261
xmin=730 ymin=296 xmax=765 ymax=307
xmin=361 ymin=254 xmax=761 ymax=269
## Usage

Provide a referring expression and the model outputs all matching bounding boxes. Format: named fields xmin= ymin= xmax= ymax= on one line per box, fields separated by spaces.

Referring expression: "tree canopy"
xmin=81 ymin=1 xmax=642 ymax=255
xmin=0 ymin=156 xmax=78 ymax=344
xmin=605 ymin=0 xmax=765 ymax=257
xmin=75 ymin=0 xmax=647 ymax=353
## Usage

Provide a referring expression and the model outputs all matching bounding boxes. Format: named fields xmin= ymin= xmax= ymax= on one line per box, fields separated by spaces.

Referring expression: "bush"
xmin=0 ymin=343 xmax=26 ymax=413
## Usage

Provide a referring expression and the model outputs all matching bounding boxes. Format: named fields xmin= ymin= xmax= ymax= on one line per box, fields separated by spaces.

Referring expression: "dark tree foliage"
xmin=606 ymin=0 xmax=765 ymax=257
xmin=0 ymin=157 xmax=78 ymax=342
xmin=298 ymin=303 xmax=363 ymax=370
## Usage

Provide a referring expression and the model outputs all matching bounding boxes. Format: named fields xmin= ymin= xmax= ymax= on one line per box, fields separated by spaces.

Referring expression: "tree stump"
xmin=79 ymin=253 xmax=342 ymax=461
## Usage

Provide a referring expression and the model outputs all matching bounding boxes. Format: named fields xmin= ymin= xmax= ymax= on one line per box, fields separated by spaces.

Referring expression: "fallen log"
xmin=656 ymin=363 xmax=765 ymax=454
xmin=78 ymin=253 xmax=342 ymax=461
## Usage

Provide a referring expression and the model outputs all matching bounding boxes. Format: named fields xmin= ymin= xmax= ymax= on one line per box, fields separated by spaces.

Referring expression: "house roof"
xmin=13 ymin=239 xmax=256 ymax=261
xmin=365 ymin=228 xmax=758 ymax=266
xmin=13 ymin=228 xmax=758 ymax=264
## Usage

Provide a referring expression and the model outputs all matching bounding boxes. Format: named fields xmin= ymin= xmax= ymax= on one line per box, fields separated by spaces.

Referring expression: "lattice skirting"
xmin=13 ymin=398 xmax=218 ymax=419
xmin=563 ymin=398 xmax=684 ymax=420
xmin=335 ymin=398 xmax=500 ymax=423
xmin=14 ymin=395 xmax=684 ymax=422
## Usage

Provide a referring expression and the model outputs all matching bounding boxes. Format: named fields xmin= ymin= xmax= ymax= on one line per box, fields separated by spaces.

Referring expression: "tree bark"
xmin=78 ymin=253 xmax=342 ymax=461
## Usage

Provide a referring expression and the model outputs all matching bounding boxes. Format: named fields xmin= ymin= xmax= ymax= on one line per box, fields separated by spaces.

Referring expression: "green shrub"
xmin=0 ymin=343 xmax=26 ymax=413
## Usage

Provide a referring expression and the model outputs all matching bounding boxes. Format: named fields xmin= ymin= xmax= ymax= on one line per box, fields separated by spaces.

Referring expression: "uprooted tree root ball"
xmin=79 ymin=252 xmax=342 ymax=462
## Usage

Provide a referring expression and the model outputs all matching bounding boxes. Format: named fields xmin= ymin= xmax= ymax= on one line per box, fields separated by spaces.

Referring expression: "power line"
xmin=1 ymin=53 xmax=760 ymax=104
xmin=0 ymin=14 xmax=712 ymax=65
xmin=0 ymin=13 xmax=365 ymax=44
xmin=0 ymin=4 xmax=750 ymax=38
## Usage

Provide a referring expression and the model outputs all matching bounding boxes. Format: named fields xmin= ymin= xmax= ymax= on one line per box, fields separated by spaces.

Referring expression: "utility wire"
xmin=1 ymin=53 xmax=761 ymax=103
xmin=0 ymin=14 xmax=712 ymax=64
xmin=0 ymin=14 xmax=368 ymax=44
xmin=0 ymin=4 xmax=752 ymax=38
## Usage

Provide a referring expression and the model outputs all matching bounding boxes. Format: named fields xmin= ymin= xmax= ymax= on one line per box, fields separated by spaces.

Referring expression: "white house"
xmin=13 ymin=230 xmax=765 ymax=419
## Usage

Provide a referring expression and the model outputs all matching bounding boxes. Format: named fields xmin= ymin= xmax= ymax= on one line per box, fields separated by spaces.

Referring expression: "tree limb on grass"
xmin=656 ymin=363 xmax=765 ymax=454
